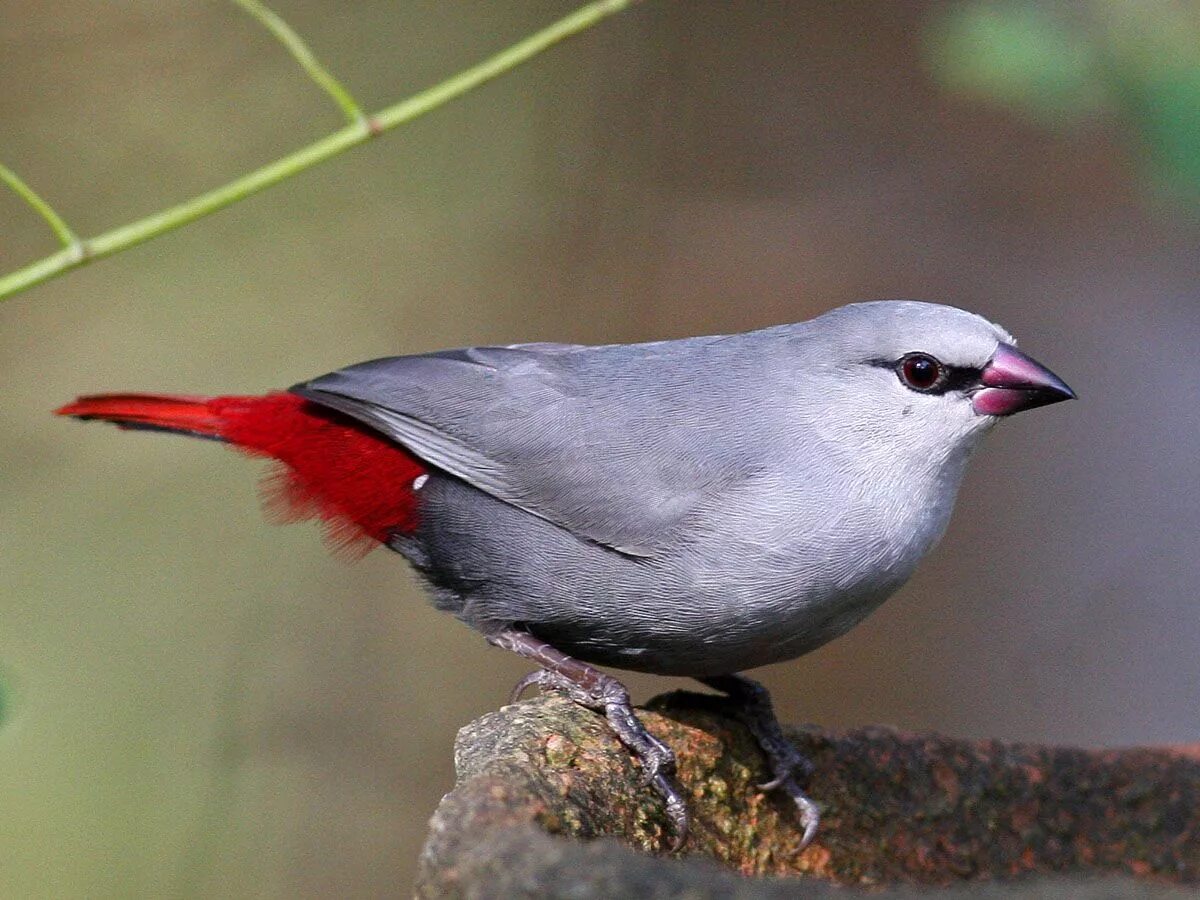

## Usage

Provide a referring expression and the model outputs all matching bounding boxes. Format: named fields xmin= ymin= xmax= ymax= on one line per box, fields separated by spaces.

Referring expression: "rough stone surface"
xmin=416 ymin=692 xmax=1200 ymax=898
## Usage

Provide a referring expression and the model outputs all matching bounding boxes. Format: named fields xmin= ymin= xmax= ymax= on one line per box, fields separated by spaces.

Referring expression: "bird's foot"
xmin=492 ymin=630 xmax=689 ymax=849
xmin=771 ymin=776 xmax=820 ymax=850
xmin=700 ymin=673 xmax=821 ymax=850
xmin=754 ymin=738 xmax=814 ymax=792
xmin=509 ymin=667 xmax=554 ymax=704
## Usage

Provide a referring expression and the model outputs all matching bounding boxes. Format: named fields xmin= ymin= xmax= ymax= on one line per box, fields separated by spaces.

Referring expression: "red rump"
xmin=56 ymin=391 xmax=427 ymax=554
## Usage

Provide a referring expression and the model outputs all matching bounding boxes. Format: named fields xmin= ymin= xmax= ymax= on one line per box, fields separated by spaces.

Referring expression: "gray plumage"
xmin=295 ymin=301 xmax=1021 ymax=677
xmin=59 ymin=298 xmax=1075 ymax=848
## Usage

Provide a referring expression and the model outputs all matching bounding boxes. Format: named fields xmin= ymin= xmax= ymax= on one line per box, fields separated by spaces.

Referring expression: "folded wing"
xmin=293 ymin=341 xmax=753 ymax=556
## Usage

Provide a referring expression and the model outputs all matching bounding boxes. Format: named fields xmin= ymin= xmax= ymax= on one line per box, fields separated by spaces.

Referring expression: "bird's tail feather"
xmin=56 ymin=390 xmax=428 ymax=553
xmin=55 ymin=393 xmax=235 ymax=441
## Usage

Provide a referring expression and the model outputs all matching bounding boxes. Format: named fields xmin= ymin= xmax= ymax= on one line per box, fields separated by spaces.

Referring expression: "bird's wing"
xmin=293 ymin=342 xmax=752 ymax=556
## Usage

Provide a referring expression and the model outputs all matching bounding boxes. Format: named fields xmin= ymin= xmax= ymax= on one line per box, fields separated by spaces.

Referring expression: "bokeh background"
xmin=2 ymin=1 xmax=1198 ymax=896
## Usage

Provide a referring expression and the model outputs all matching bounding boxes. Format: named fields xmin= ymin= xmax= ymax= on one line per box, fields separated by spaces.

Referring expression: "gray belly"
xmin=392 ymin=475 xmax=929 ymax=676
xmin=529 ymin=581 xmax=899 ymax=676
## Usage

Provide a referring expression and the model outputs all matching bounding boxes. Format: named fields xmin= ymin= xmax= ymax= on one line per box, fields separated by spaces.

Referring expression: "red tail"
xmin=56 ymin=392 xmax=428 ymax=554
xmin=55 ymin=393 xmax=228 ymax=439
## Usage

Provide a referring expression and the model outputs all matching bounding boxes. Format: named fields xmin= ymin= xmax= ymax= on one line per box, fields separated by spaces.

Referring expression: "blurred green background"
xmin=2 ymin=1 xmax=1198 ymax=896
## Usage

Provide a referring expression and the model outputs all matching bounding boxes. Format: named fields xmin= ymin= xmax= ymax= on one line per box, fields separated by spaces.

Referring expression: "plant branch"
xmin=231 ymin=0 xmax=366 ymax=126
xmin=0 ymin=0 xmax=639 ymax=304
xmin=0 ymin=161 xmax=82 ymax=251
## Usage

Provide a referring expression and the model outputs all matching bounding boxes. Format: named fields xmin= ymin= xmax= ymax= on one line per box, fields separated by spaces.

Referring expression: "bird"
xmin=56 ymin=300 xmax=1075 ymax=850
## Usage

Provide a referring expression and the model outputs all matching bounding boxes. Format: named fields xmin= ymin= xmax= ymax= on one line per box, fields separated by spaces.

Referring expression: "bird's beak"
xmin=972 ymin=343 xmax=1076 ymax=416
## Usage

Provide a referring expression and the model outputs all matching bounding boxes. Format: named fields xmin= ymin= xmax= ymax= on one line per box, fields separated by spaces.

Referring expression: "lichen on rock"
xmin=416 ymin=692 xmax=1200 ymax=898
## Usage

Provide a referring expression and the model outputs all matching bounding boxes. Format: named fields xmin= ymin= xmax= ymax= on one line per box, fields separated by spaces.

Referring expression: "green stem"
xmin=0 ymin=160 xmax=82 ymax=251
xmin=0 ymin=0 xmax=638 ymax=304
xmin=231 ymin=0 xmax=366 ymax=126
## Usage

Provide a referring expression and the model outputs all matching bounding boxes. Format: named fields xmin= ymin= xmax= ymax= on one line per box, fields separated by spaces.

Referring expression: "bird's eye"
xmin=898 ymin=353 xmax=944 ymax=392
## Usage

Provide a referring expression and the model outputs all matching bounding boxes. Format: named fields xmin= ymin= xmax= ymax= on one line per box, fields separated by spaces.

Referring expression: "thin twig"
xmin=231 ymin=0 xmax=366 ymax=126
xmin=0 ymin=0 xmax=638 ymax=303
xmin=0 ymin=160 xmax=82 ymax=252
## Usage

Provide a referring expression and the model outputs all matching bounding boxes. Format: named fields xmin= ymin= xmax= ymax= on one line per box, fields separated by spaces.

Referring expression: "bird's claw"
xmin=652 ymin=772 xmax=690 ymax=851
xmin=508 ymin=663 xmax=688 ymax=849
xmin=773 ymin=775 xmax=821 ymax=850
xmin=509 ymin=668 xmax=552 ymax=704
xmin=753 ymin=753 xmax=820 ymax=854
xmin=601 ymin=694 xmax=687 ymax=849
xmin=757 ymin=773 xmax=786 ymax=792
xmin=699 ymin=673 xmax=821 ymax=850
xmin=756 ymin=742 xmax=814 ymax=792
xmin=636 ymin=732 xmax=677 ymax=787
xmin=759 ymin=747 xmax=821 ymax=850
xmin=755 ymin=744 xmax=820 ymax=849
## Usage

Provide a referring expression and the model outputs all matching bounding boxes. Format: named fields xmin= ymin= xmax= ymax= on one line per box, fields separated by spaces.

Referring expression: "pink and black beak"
xmin=972 ymin=343 xmax=1076 ymax=416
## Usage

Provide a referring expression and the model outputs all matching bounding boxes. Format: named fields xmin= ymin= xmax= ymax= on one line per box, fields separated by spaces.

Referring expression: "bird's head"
xmin=795 ymin=300 xmax=1075 ymax=474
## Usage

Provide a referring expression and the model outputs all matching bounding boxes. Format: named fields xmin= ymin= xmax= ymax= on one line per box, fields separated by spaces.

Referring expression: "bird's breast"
xmin=654 ymin=460 xmax=962 ymax=671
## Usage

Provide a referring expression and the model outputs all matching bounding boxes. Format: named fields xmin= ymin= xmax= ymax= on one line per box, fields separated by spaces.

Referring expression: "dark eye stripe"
xmin=936 ymin=366 xmax=983 ymax=393
xmin=866 ymin=357 xmax=982 ymax=395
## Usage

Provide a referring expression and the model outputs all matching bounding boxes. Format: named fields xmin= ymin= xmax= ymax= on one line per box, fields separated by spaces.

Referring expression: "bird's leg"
xmin=699 ymin=673 xmax=820 ymax=849
xmin=489 ymin=628 xmax=689 ymax=849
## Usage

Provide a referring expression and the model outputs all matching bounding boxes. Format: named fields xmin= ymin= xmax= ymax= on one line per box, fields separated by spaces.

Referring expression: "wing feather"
xmin=293 ymin=340 xmax=759 ymax=556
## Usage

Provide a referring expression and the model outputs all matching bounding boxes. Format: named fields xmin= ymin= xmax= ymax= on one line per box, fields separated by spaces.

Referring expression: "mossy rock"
xmin=416 ymin=692 xmax=1199 ymax=898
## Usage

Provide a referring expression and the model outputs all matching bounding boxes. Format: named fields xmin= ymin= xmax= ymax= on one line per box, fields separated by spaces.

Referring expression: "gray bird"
xmin=57 ymin=300 xmax=1075 ymax=849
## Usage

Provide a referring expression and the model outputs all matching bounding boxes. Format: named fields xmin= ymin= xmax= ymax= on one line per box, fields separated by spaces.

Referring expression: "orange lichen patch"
xmin=1163 ymin=743 xmax=1200 ymax=763
xmin=800 ymin=842 xmax=834 ymax=879
xmin=931 ymin=760 xmax=961 ymax=802
xmin=1008 ymin=798 xmax=1039 ymax=833
xmin=1021 ymin=762 xmax=1046 ymax=785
